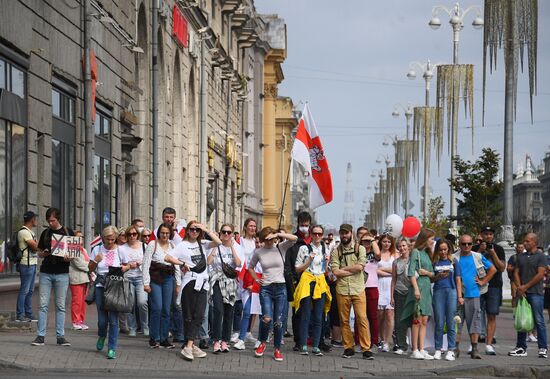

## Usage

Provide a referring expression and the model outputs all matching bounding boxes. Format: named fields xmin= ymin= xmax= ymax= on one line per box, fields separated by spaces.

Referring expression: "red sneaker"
xmin=255 ymin=342 xmax=267 ymax=357
xmin=274 ymin=349 xmax=283 ymax=362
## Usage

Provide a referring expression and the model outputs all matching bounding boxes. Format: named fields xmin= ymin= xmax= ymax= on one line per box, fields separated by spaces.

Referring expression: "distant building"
xmin=513 ymin=155 xmax=544 ymax=241
xmin=537 ymin=149 xmax=550 ymax=248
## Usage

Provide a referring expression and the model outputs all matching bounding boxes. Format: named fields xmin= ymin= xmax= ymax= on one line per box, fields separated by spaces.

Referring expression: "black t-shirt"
xmin=517 ymin=250 xmax=546 ymax=295
xmin=38 ymin=226 xmax=75 ymax=274
xmin=474 ymin=243 xmax=506 ymax=288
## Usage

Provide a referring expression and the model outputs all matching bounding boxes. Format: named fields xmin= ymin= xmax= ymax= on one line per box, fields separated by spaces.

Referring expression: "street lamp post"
xmin=407 ymin=59 xmax=438 ymax=220
xmin=392 ymin=103 xmax=414 ymax=140
xmin=392 ymin=104 xmax=416 ymax=216
xmin=429 ymin=2 xmax=483 ymax=227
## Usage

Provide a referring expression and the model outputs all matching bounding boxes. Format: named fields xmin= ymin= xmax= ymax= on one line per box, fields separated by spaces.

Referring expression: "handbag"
xmin=218 ymin=246 xmax=238 ymax=279
xmin=84 ymin=278 xmax=96 ymax=305
xmin=190 ymin=242 xmax=207 ymax=273
xmin=102 ymin=249 xmax=135 ymax=313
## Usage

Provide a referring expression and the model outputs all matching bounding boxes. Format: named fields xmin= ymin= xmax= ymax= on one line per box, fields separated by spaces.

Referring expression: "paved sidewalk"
xmin=0 ymin=310 xmax=549 ymax=378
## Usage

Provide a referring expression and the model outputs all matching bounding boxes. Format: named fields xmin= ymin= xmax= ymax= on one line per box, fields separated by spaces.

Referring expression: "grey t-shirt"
xmin=249 ymin=239 xmax=294 ymax=286
xmin=517 ymin=250 xmax=547 ymax=295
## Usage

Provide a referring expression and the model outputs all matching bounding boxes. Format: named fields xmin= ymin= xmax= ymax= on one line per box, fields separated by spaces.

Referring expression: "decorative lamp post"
xmin=429 ymin=2 xmax=482 ymax=227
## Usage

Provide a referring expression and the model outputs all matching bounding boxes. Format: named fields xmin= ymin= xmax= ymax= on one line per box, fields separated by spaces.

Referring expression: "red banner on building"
xmin=173 ymin=5 xmax=188 ymax=48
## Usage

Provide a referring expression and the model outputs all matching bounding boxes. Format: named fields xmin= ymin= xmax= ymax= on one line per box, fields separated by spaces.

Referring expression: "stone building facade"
xmin=0 ymin=0 xmax=294 ymax=273
xmin=512 ymin=155 xmax=544 ymax=241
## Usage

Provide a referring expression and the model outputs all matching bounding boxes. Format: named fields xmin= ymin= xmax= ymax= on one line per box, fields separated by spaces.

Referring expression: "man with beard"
xmin=331 ymin=224 xmax=373 ymax=360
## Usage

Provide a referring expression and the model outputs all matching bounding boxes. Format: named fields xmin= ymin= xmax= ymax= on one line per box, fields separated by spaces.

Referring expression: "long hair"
xmin=414 ymin=228 xmax=436 ymax=260
xmin=432 ymin=239 xmax=453 ymax=264
xmin=378 ymin=233 xmax=397 ymax=255
xmin=242 ymin=218 xmax=257 ymax=238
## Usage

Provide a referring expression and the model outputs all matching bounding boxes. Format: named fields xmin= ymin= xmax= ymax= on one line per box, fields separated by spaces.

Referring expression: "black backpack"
xmin=6 ymin=228 xmax=25 ymax=264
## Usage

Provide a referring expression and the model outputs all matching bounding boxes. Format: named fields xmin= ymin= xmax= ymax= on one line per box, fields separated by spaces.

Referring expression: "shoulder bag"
xmin=103 ymin=248 xmax=135 ymax=313
xmin=218 ymin=246 xmax=238 ymax=279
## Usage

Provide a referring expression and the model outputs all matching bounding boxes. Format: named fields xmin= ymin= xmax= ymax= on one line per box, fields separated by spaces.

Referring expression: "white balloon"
xmin=384 ymin=214 xmax=403 ymax=238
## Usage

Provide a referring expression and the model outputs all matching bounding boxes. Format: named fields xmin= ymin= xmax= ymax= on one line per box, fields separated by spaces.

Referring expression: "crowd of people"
xmin=12 ymin=207 xmax=550 ymax=362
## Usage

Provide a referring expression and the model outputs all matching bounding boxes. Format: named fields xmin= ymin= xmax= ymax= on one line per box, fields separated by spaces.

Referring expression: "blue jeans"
xmin=259 ymin=283 xmax=287 ymax=349
xmin=199 ymin=300 xmax=210 ymax=341
xmin=433 ymin=287 xmax=457 ymax=350
xmin=17 ymin=264 xmax=37 ymax=318
xmin=149 ymin=275 xmax=174 ymax=342
xmin=126 ymin=276 xmax=149 ymax=333
xmin=238 ymin=296 xmax=252 ymax=341
xmin=299 ymin=281 xmax=326 ymax=348
xmin=37 ymin=272 xmax=69 ymax=338
xmin=516 ymin=293 xmax=547 ymax=350
xmin=170 ymin=298 xmax=184 ymax=342
xmin=233 ymin=300 xmax=243 ymax=333
xmin=96 ymin=286 xmax=119 ymax=350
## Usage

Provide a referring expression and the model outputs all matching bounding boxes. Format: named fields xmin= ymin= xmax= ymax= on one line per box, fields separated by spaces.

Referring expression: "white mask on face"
xmin=137 ymin=227 xmax=144 ymax=233
xmin=299 ymin=226 xmax=309 ymax=235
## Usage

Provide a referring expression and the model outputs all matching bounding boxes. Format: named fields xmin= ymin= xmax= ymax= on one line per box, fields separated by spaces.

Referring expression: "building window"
xmin=533 ymin=191 xmax=540 ymax=201
xmin=93 ymin=105 xmax=112 ymax=234
xmin=532 ymin=208 xmax=540 ymax=220
xmin=94 ymin=155 xmax=111 ymax=234
xmin=51 ymin=83 xmax=77 ymax=228
xmin=0 ymin=56 xmax=25 ymax=98
xmin=0 ymin=120 xmax=26 ymax=273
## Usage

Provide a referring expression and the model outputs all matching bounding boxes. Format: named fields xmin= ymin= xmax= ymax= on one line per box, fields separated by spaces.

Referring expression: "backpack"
xmin=453 ymin=251 xmax=488 ymax=295
xmin=337 ymin=242 xmax=368 ymax=283
xmin=6 ymin=227 xmax=25 ymax=264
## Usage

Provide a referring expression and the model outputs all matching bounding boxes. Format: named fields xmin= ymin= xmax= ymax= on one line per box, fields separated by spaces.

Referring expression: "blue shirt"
xmin=458 ymin=253 xmax=492 ymax=298
xmin=433 ymin=258 xmax=461 ymax=291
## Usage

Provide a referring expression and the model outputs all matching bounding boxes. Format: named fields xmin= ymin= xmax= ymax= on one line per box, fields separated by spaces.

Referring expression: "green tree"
xmin=449 ymin=148 xmax=504 ymax=235
xmin=423 ymin=195 xmax=449 ymax=237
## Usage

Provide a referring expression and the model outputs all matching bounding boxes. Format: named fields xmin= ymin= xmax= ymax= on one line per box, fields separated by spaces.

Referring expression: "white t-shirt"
xmin=118 ymin=243 xmax=144 ymax=278
xmin=240 ymin=237 xmax=261 ymax=273
xmin=90 ymin=245 xmax=129 ymax=286
xmin=171 ymin=240 xmax=211 ymax=291
xmin=209 ymin=243 xmax=242 ymax=272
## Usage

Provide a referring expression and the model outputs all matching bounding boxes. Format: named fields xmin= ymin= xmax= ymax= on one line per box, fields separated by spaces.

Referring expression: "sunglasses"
xmin=476 ymin=239 xmax=482 ymax=243
xmin=312 ymin=232 xmax=323 ymax=237
xmin=143 ymin=234 xmax=151 ymax=237
xmin=220 ymin=230 xmax=232 ymax=235
xmin=128 ymin=232 xmax=138 ymax=237
xmin=188 ymin=227 xmax=201 ymax=233
xmin=461 ymin=242 xmax=473 ymax=246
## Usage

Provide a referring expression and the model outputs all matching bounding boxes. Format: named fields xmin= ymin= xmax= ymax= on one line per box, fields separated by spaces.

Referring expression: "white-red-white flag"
xmin=291 ymin=104 xmax=333 ymax=209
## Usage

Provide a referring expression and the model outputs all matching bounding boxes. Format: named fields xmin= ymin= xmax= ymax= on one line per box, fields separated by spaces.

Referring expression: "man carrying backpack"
xmin=31 ymin=207 xmax=75 ymax=347
xmin=15 ymin=211 xmax=39 ymax=322
xmin=330 ymin=224 xmax=374 ymax=360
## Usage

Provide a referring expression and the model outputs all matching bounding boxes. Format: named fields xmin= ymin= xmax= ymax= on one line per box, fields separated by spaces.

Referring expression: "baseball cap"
xmin=339 ymin=224 xmax=353 ymax=233
xmin=23 ymin=211 xmax=37 ymax=222
xmin=481 ymin=225 xmax=495 ymax=233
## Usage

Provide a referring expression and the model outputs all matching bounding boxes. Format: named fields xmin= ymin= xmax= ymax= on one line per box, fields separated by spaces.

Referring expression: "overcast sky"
xmin=255 ymin=0 xmax=550 ymax=228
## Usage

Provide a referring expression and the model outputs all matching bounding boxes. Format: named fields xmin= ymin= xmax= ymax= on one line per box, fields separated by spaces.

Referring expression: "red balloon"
xmin=402 ymin=217 xmax=421 ymax=238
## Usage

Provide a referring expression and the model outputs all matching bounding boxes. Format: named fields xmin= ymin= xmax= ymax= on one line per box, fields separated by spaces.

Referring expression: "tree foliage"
xmin=449 ymin=148 xmax=504 ymax=235
xmin=423 ymin=195 xmax=449 ymax=237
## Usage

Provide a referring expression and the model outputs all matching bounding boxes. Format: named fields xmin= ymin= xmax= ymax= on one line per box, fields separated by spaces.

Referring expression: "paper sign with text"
xmin=51 ymin=234 xmax=83 ymax=258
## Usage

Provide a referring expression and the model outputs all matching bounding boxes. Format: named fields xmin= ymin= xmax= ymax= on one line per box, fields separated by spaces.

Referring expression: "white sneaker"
xmin=180 ymin=347 xmax=194 ymax=361
xmin=422 ymin=350 xmax=434 ymax=360
xmin=230 ymin=332 xmax=239 ymax=343
xmin=245 ymin=332 xmax=257 ymax=344
xmin=410 ymin=350 xmax=424 ymax=360
xmin=528 ymin=334 xmax=538 ymax=343
xmin=433 ymin=350 xmax=442 ymax=360
xmin=445 ymin=350 xmax=456 ymax=361
xmin=192 ymin=344 xmax=207 ymax=358
xmin=394 ymin=348 xmax=405 ymax=355
xmin=381 ymin=343 xmax=390 ymax=352
xmin=254 ymin=340 xmax=261 ymax=349
xmin=72 ymin=323 xmax=82 ymax=330
xmin=486 ymin=344 xmax=496 ymax=355
xmin=233 ymin=339 xmax=246 ymax=350
xmin=467 ymin=344 xmax=472 ymax=353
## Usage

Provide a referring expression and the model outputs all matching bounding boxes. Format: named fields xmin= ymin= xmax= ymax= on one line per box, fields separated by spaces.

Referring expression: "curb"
xmin=1 ymin=357 xmax=549 ymax=378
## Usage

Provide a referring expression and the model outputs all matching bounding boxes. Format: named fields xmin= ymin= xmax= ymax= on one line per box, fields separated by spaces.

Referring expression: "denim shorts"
xmin=480 ymin=287 xmax=502 ymax=315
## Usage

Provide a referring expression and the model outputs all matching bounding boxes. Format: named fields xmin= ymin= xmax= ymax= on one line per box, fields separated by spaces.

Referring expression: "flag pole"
xmin=277 ymin=156 xmax=293 ymax=231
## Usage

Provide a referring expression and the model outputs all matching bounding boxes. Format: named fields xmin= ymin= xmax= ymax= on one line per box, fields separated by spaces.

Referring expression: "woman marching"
xmin=391 ymin=239 xmax=411 ymax=355
xmin=432 ymin=239 xmax=462 ymax=361
xmin=377 ymin=234 xmax=398 ymax=352
xmin=401 ymin=228 xmax=436 ymax=360
xmin=248 ymin=227 xmax=297 ymax=362
xmin=88 ymin=226 xmax=130 ymax=359
xmin=142 ymin=223 xmax=181 ymax=349
xmin=171 ymin=221 xmax=222 ymax=361
xmin=293 ymin=225 xmax=332 ymax=356
xmin=207 ymin=224 xmax=242 ymax=353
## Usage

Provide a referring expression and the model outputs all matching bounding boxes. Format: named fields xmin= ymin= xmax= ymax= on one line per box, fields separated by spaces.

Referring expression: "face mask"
xmin=137 ymin=227 xmax=144 ymax=233
xmin=299 ymin=226 xmax=309 ymax=235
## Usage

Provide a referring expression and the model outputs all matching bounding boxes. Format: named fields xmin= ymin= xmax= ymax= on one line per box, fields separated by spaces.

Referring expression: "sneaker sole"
xmin=31 ymin=343 xmax=44 ymax=346
xmin=274 ymin=357 xmax=283 ymax=362
xmin=255 ymin=353 xmax=264 ymax=357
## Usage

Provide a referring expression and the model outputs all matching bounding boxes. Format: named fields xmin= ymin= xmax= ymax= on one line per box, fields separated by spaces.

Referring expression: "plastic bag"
xmin=514 ymin=297 xmax=534 ymax=332
xmin=103 ymin=268 xmax=134 ymax=313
